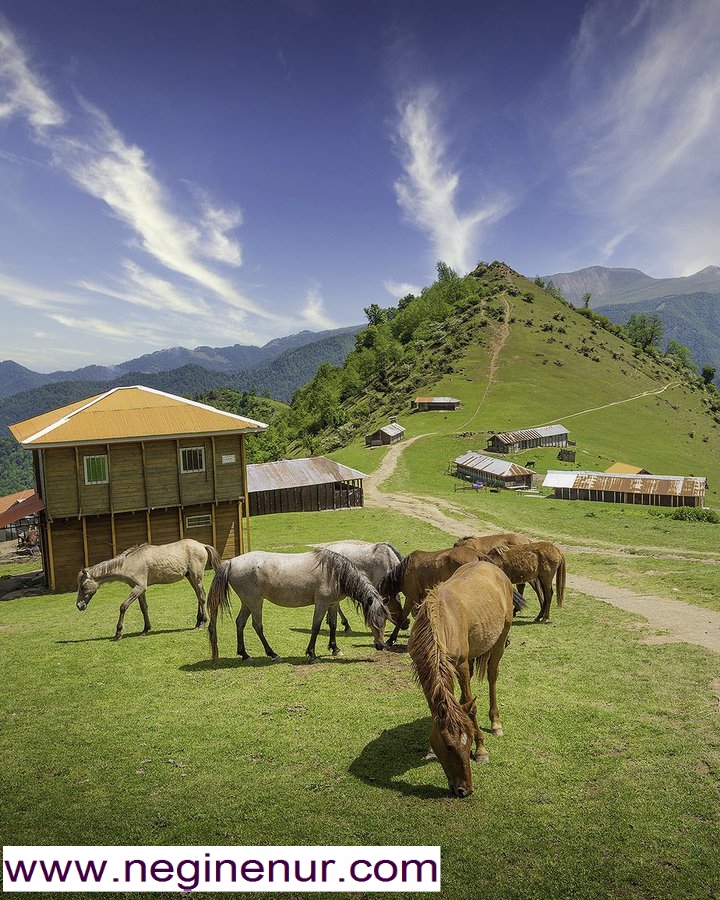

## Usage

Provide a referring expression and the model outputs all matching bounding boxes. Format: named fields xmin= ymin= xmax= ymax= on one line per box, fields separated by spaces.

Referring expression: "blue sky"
xmin=1 ymin=0 xmax=718 ymax=372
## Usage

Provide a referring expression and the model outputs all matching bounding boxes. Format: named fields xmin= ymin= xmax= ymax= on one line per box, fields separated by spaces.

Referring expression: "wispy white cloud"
xmin=301 ymin=284 xmax=338 ymax=330
xmin=393 ymin=85 xmax=512 ymax=274
xmin=0 ymin=22 xmax=65 ymax=129
xmin=383 ymin=279 xmax=421 ymax=299
xmin=47 ymin=312 xmax=144 ymax=342
xmin=0 ymin=271 xmax=85 ymax=312
xmin=563 ymin=0 xmax=720 ymax=272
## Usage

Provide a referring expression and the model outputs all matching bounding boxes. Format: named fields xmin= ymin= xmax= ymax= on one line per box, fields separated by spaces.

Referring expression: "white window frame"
xmin=83 ymin=454 xmax=109 ymax=485
xmin=180 ymin=446 xmax=205 ymax=474
xmin=185 ymin=514 xmax=212 ymax=529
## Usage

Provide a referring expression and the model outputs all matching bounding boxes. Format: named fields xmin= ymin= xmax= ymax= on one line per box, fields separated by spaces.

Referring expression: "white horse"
xmin=76 ymin=540 xmax=222 ymax=639
xmin=207 ymin=549 xmax=389 ymax=662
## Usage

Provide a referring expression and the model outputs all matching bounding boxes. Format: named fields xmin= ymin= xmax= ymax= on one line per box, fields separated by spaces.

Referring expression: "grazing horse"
xmin=318 ymin=540 xmax=403 ymax=631
xmin=207 ymin=549 xmax=388 ymax=663
xmin=378 ymin=546 xmax=479 ymax=644
xmin=453 ymin=531 xmax=531 ymax=556
xmin=485 ymin=540 xmax=566 ymax=623
xmin=409 ymin=560 xmax=514 ymax=798
xmin=76 ymin=540 xmax=222 ymax=639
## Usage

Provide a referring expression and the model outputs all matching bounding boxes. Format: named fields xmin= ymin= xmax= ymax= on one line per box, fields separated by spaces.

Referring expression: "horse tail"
xmin=207 ymin=561 xmax=233 ymax=664
xmin=474 ymin=650 xmax=491 ymax=684
xmin=204 ymin=545 xmax=222 ymax=572
xmin=512 ymin=588 xmax=527 ymax=614
xmin=556 ymin=553 xmax=566 ymax=608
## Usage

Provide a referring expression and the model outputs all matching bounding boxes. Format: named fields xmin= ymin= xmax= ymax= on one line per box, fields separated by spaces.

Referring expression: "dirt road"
xmin=364 ymin=437 xmax=720 ymax=654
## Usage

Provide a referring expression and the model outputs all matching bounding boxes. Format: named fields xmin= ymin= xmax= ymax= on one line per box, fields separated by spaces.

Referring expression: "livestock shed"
xmin=411 ymin=396 xmax=461 ymax=411
xmin=542 ymin=470 xmax=707 ymax=507
xmin=9 ymin=385 xmax=267 ymax=591
xmin=365 ymin=419 xmax=405 ymax=447
xmin=487 ymin=424 xmax=569 ymax=454
xmin=453 ymin=451 xmax=534 ymax=489
xmin=247 ymin=457 xmax=366 ymax=516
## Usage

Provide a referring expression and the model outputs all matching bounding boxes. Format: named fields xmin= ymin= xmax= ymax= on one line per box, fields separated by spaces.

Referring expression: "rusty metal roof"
xmin=247 ymin=457 xmax=367 ymax=493
xmin=9 ymin=385 xmax=268 ymax=447
xmin=455 ymin=451 xmax=533 ymax=478
xmin=491 ymin=424 xmax=568 ymax=444
xmin=0 ymin=491 xmax=45 ymax=528
xmin=542 ymin=470 xmax=706 ymax=497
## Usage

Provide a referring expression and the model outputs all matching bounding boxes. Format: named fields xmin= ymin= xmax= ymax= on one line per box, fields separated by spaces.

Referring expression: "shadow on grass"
xmin=56 ymin=626 xmax=196 ymax=644
xmin=181 ymin=652 xmax=382 ymax=672
xmin=348 ymin=718 xmax=449 ymax=799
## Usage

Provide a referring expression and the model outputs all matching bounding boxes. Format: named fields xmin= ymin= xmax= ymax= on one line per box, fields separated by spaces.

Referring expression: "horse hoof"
xmin=423 ymin=749 xmax=437 ymax=761
xmin=271 ymin=655 xmax=282 ymax=663
xmin=113 ymin=633 xmax=122 ymax=641
xmin=492 ymin=727 xmax=504 ymax=737
xmin=332 ymin=649 xmax=343 ymax=657
xmin=343 ymin=626 xmax=352 ymax=634
xmin=474 ymin=752 xmax=490 ymax=764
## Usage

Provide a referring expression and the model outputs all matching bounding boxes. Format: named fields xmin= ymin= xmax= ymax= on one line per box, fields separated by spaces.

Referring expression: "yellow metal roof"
xmin=604 ymin=462 xmax=650 ymax=475
xmin=10 ymin=385 xmax=268 ymax=447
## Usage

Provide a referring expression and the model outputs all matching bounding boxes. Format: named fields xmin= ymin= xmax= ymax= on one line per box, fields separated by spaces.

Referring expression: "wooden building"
xmin=542 ymin=470 xmax=706 ymax=507
xmin=453 ymin=452 xmax=534 ymax=489
xmin=487 ymin=424 xmax=569 ymax=454
xmin=247 ymin=457 xmax=366 ymax=516
xmin=365 ymin=418 xmax=405 ymax=447
xmin=9 ymin=385 xmax=267 ymax=591
xmin=411 ymin=396 xmax=461 ymax=412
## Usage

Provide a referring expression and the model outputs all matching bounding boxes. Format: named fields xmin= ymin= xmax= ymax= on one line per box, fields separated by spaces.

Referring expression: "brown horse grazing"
xmin=76 ymin=540 xmax=222 ymax=639
xmin=378 ymin=546 xmax=479 ymax=645
xmin=453 ymin=531 xmax=531 ymax=556
xmin=485 ymin=540 xmax=566 ymax=623
xmin=408 ymin=561 xmax=514 ymax=798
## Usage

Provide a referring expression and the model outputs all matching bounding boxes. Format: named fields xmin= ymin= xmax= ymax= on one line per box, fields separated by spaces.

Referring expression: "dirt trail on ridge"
xmin=364 ymin=437 xmax=720 ymax=655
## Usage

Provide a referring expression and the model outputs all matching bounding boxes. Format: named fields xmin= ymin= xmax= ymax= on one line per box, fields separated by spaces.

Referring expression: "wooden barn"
xmin=247 ymin=457 xmax=366 ymax=516
xmin=542 ymin=470 xmax=707 ymax=507
xmin=411 ymin=396 xmax=461 ymax=412
xmin=487 ymin=424 xmax=569 ymax=454
xmin=9 ymin=385 xmax=267 ymax=591
xmin=365 ymin=418 xmax=405 ymax=447
xmin=453 ymin=451 xmax=534 ymax=489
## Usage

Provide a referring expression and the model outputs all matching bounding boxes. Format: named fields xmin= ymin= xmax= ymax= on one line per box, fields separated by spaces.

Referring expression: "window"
xmin=185 ymin=514 xmax=212 ymax=529
xmin=180 ymin=446 xmax=205 ymax=473
xmin=84 ymin=455 xmax=108 ymax=485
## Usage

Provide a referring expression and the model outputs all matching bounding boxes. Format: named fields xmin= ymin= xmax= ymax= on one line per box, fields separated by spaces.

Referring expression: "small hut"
xmin=247 ymin=457 xmax=366 ymax=516
xmin=487 ymin=424 xmax=569 ymax=454
xmin=365 ymin=417 xmax=405 ymax=447
xmin=542 ymin=470 xmax=706 ymax=507
xmin=453 ymin=452 xmax=534 ymax=490
xmin=411 ymin=397 xmax=461 ymax=412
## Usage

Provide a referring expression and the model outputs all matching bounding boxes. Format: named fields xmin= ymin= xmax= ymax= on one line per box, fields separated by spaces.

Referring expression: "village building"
xmin=542 ymin=470 xmax=706 ymax=507
xmin=411 ymin=396 xmax=462 ymax=412
xmin=486 ymin=424 xmax=569 ymax=454
xmin=9 ymin=385 xmax=267 ymax=591
xmin=247 ymin=457 xmax=366 ymax=516
xmin=453 ymin=451 xmax=534 ymax=490
xmin=365 ymin=417 xmax=405 ymax=447
xmin=0 ymin=489 xmax=43 ymax=542
xmin=604 ymin=462 xmax=652 ymax=475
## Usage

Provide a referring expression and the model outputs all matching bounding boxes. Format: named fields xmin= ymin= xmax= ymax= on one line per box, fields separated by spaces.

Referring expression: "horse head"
xmin=76 ymin=569 xmax=98 ymax=611
xmin=429 ymin=700 xmax=476 ymax=798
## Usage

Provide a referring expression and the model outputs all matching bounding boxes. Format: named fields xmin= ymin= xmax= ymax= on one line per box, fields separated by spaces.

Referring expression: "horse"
xmin=317 ymin=540 xmax=403 ymax=631
xmin=76 ymin=539 xmax=222 ymax=640
xmin=207 ymin=549 xmax=388 ymax=663
xmin=378 ymin=546 xmax=480 ymax=644
xmin=485 ymin=540 xmax=566 ymax=623
xmin=408 ymin=560 xmax=515 ymax=798
xmin=453 ymin=531 xmax=531 ymax=556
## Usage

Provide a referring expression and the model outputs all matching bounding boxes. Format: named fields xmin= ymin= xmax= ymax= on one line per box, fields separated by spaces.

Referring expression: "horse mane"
xmin=379 ymin=555 xmax=408 ymax=598
xmin=410 ymin=590 xmax=474 ymax=734
xmin=380 ymin=542 xmax=404 ymax=563
xmin=314 ymin=550 xmax=386 ymax=632
xmin=85 ymin=544 xmax=147 ymax=579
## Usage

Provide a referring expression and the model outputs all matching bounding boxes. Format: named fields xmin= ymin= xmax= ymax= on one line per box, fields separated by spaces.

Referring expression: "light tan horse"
xmin=76 ymin=539 xmax=222 ymax=639
xmin=453 ymin=531 xmax=531 ymax=556
xmin=408 ymin=560 xmax=514 ymax=798
xmin=485 ymin=540 xmax=566 ymax=623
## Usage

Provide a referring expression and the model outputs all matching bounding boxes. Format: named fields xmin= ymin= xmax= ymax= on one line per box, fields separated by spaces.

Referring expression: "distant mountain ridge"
xmin=544 ymin=265 xmax=720 ymax=307
xmin=0 ymin=325 xmax=363 ymax=399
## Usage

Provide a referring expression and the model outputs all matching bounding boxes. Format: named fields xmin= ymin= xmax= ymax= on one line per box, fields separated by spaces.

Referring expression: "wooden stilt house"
xmin=9 ymin=385 xmax=267 ymax=591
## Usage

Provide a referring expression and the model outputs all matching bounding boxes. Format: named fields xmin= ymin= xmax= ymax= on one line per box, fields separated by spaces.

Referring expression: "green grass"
xmin=2 ymin=508 xmax=720 ymax=900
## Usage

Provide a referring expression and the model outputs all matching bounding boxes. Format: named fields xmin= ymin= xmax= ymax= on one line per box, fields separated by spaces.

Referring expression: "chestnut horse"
xmin=408 ymin=560 xmax=514 ymax=798
xmin=485 ymin=541 xmax=566 ymax=623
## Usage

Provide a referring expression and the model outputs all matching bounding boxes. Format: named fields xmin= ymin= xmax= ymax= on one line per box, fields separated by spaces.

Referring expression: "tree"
xmin=664 ymin=340 xmax=697 ymax=373
xmin=701 ymin=365 xmax=717 ymax=385
xmin=363 ymin=303 xmax=387 ymax=326
xmin=582 ymin=291 xmax=591 ymax=309
xmin=436 ymin=260 xmax=458 ymax=282
xmin=625 ymin=313 xmax=664 ymax=352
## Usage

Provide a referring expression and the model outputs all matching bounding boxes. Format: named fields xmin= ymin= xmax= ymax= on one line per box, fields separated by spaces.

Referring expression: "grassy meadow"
xmin=2 ymin=506 xmax=720 ymax=900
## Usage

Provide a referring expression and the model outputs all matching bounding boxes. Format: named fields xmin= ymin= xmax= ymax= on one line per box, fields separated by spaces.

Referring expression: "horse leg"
xmin=249 ymin=602 xmax=280 ymax=661
xmin=305 ymin=604 xmax=327 ymax=661
xmin=187 ymin=570 xmax=207 ymax=628
xmin=531 ymin=578 xmax=546 ymax=622
xmin=114 ymin=586 xmax=142 ymax=640
xmin=534 ymin=576 xmax=552 ymax=623
xmin=235 ymin=605 xmax=252 ymax=660
xmin=386 ymin=595 xmax=413 ymax=646
xmin=487 ymin=624 xmax=511 ymax=735
xmin=138 ymin=593 xmax=151 ymax=635
xmin=457 ymin=660 xmax=486 ymax=763
xmin=326 ymin=606 xmax=342 ymax=656
xmin=338 ymin=602 xmax=351 ymax=633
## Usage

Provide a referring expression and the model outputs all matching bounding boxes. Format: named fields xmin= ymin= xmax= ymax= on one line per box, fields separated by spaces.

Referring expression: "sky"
xmin=1 ymin=0 xmax=719 ymax=372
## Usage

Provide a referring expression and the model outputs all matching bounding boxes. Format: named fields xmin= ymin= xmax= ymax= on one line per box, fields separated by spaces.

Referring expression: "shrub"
xmin=667 ymin=507 xmax=719 ymax=524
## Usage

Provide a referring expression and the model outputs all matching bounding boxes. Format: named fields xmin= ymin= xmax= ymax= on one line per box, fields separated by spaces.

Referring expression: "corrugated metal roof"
xmin=604 ymin=462 xmax=649 ymax=475
xmin=491 ymin=424 xmax=568 ymax=444
xmin=247 ymin=457 xmax=367 ymax=493
xmin=415 ymin=397 xmax=460 ymax=404
xmin=0 ymin=489 xmax=35 ymax=517
xmin=0 ymin=492 xmax=45 ymax=528
xmin=379 ymin=423 xmax=405 ymax=437
xmin=455 ymin=451 xmax=533 ymax=478
xmin=542 ymin=470 xmax=706 ymax=497
xmin=10 ymin=385 xmax=268 ymax=447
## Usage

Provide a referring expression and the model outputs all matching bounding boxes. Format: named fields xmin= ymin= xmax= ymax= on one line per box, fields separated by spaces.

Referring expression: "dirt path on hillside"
xmin=364 ymin=438 xmax=720 ymax=654
xmin=536 ymin=380 xmax=681 ymax=427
